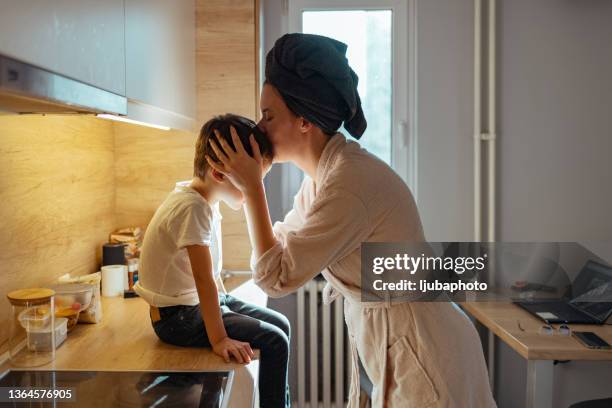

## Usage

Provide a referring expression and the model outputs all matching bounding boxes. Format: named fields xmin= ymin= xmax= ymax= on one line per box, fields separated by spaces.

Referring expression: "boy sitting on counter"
xmin=133 ymin=114 xmax=291 ymax=407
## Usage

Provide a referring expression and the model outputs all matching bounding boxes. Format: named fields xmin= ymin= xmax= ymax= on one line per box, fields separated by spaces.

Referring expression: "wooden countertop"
xmin=42 ymin=297 xmax=259 ymax=371
xmin=2 ymin=275 xmax=265 ymax=407
xmin=461 ymin=302 xmax=612 ymax=361
xmin=29 ymin=275 xmax=262 ymax=371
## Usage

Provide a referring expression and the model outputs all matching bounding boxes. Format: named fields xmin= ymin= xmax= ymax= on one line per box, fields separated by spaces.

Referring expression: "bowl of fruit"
xmin=51 ymin=284 xmax=93 ymax=331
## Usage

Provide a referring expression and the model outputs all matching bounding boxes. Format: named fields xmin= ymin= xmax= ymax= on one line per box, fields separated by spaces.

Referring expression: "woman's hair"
xmin=194 ymin=114 xmax=273 ymax=178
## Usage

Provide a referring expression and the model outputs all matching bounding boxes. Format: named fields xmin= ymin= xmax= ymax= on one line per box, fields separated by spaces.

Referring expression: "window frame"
xmin=287 ymin=0 xmax=419 ymax=200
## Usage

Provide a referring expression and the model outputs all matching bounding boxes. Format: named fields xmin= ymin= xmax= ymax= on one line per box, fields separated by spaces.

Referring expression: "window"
xmin=302 ymin=10 xmax=392 ymax=163
xmin=289 ymin=0 xmax=416 ymax=194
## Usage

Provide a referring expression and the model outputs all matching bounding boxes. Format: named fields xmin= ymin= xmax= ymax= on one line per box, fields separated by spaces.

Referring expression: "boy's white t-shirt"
xmin=134 ymin=181 xmax=223 ymax=307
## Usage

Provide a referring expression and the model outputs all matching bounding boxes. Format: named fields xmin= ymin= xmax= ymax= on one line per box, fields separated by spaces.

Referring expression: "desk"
xmin=461 ymin=302 xmax=612 ymax=408
xmin=1 ymin=277 xmax=265 ymax=408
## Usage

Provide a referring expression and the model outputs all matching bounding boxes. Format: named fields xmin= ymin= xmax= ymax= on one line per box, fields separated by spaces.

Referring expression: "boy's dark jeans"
xmin=151 ymin=293 xmax=290 ymax=408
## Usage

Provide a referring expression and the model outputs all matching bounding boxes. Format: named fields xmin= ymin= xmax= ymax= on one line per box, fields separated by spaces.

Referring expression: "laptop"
xmin=514 ymin=260 xmax=612 ymax=324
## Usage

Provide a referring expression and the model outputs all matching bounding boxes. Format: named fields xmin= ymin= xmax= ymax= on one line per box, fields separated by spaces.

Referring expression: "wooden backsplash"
xmin=0 ymin=115 xmax=116 ymax=355
xmin=196 ymin=0 xmax=259 ymax=271
xmin=0 ymin=113 xmax=251 ymax=356
xmin=113 ymin=122 xmax=196 ymax=229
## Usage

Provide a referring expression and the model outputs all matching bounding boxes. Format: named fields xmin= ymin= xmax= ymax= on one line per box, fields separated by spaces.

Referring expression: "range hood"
xmin=0 ymin=54 xmax=127 ymax=115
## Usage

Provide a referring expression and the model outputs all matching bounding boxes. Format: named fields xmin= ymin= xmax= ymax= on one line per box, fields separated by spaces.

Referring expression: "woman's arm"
xmin=243 ymin=181 xmax=277 ymax=260
xmin=252 ymin=190 xmax=370 ymax=297
xmin=206 ymin=127 xmax=372 ymax=297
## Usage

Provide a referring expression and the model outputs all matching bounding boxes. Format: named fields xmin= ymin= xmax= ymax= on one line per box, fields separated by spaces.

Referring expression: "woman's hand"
xmin=212 ymin=336 xmax=254 ymax=364
xmin=207 ymin=126 xmax=277 ymax=260
xmin=206 ymin=126 xmax=267 ymax=194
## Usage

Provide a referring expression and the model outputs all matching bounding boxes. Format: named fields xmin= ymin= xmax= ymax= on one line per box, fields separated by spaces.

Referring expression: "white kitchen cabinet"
xmin=0 ymin=0 xmax=195 ymax=130
xmin=125 ymin=0 xmax=196 ymax=131
xmin=0 ymin=0 xmax=125 ymax=96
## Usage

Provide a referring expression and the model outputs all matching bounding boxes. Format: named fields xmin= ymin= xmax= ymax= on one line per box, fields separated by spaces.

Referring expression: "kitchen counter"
xmin=1 ymin=275 xmax=266 ymax=408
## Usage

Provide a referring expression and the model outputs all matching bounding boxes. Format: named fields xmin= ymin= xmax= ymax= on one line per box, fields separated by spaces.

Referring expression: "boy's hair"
xmin=194 ymin=114 xmax=273 ymax=178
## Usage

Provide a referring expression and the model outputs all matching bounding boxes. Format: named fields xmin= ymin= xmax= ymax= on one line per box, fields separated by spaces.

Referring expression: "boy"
xmin=134 ymin=114 xmax=290 ymax=408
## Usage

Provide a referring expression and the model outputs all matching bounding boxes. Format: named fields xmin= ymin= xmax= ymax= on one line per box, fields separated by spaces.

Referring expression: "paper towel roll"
xmin=101 ymin=265 xmax=126 ymax=297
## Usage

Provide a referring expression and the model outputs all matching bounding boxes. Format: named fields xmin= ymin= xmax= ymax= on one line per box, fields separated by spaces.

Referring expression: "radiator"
xmin=296 ymin=279 xmax=350 ymax=408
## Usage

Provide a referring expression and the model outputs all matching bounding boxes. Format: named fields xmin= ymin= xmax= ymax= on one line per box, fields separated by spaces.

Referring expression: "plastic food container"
xmin=27 ymin=317 xmax=68 ymax=351
xmin=51 ymin=284 xmax=93 ymax=331
xmin=18 ymin=306 xmax=52 ymax=330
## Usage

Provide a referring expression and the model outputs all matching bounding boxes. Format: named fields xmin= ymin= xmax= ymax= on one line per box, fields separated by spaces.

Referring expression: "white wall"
xmin=417 ymin=0 xmax=612 ymax=406
xmin=498 ymin=0 xmax=612 ymax=243
xmin=495 ymin=0 xmax=612 ymax=406
xmin=417 ymin=0 xmax=477 ymax=242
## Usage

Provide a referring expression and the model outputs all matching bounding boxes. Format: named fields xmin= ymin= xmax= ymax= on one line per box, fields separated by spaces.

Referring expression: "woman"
xmin=207 ymin=33 xmax=496 ymax=407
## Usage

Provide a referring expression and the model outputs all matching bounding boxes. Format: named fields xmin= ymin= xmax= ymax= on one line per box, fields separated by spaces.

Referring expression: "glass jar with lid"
xmin=7 ymin=288 xmax=56 ymax=367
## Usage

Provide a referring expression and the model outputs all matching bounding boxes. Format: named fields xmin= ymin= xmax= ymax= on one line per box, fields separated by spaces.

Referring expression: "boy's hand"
xmin=206 ymin=126 xmax=266 ymax=195
xmin=212 ymin=336 xmax=255 ymax=364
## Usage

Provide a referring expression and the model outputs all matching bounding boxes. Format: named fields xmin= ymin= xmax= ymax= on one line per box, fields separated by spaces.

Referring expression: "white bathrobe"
xmin=252 ymin=133 xmax=496 ymax=407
